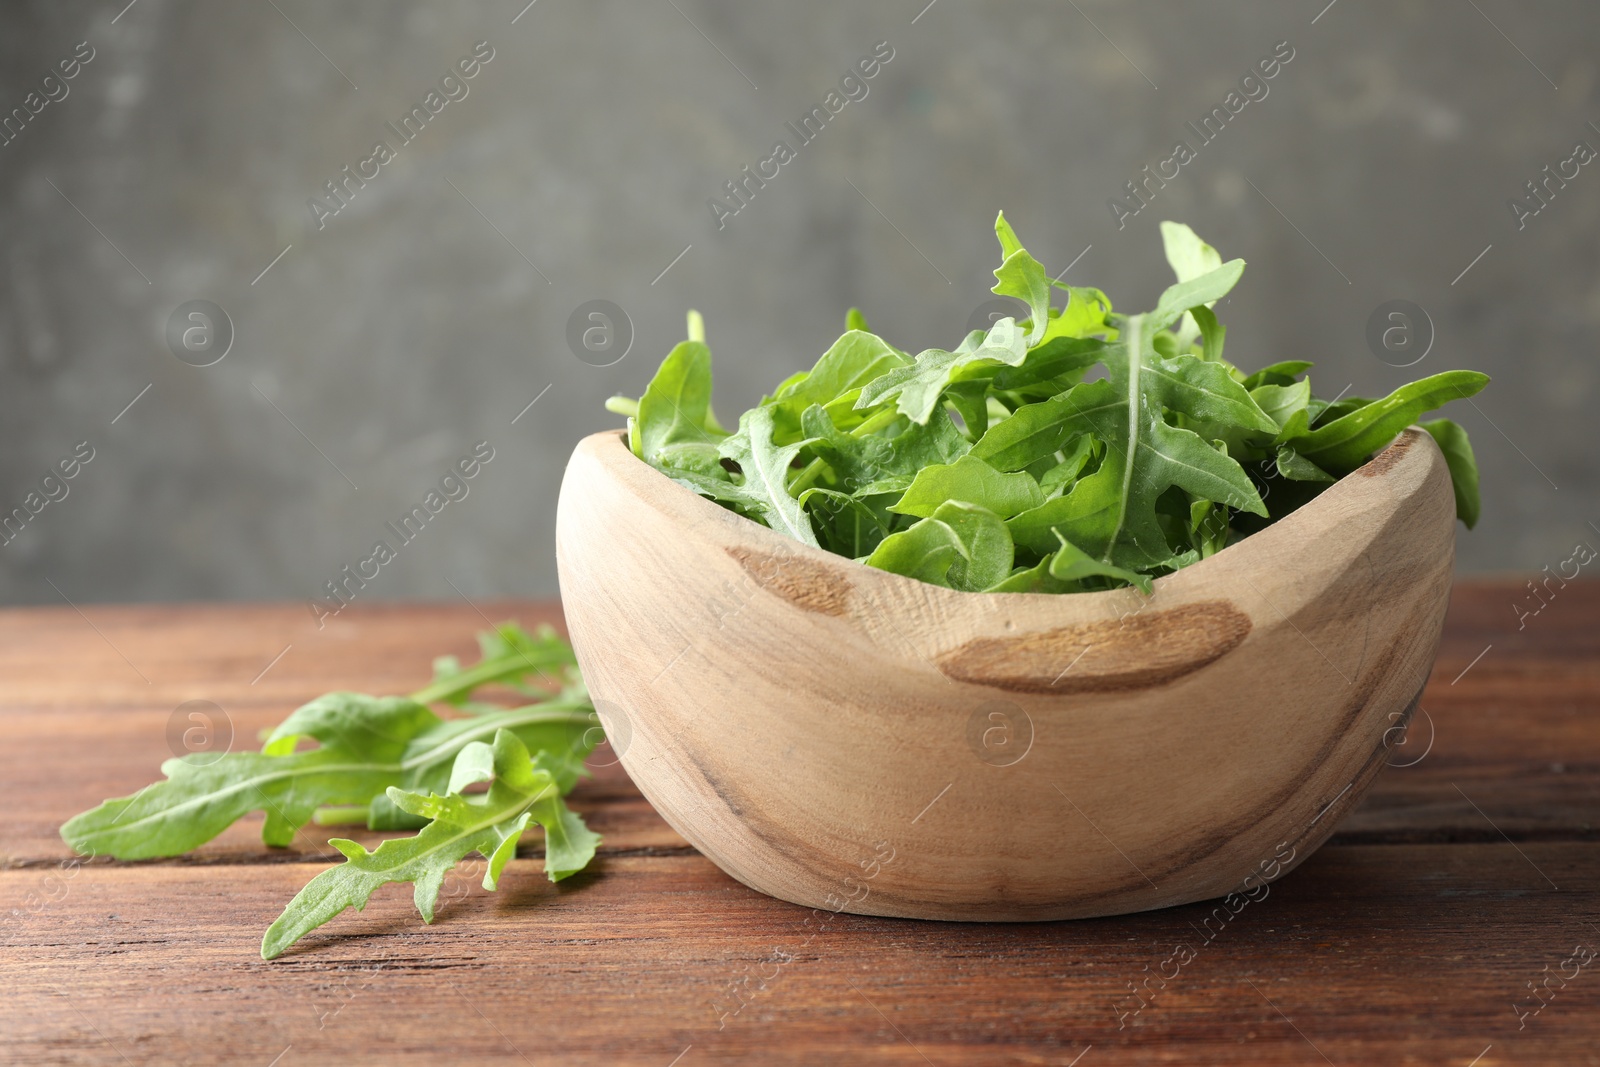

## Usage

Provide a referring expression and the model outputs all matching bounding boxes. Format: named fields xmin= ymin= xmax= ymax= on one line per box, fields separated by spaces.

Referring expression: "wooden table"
xmin=3 ymin=580 xmax=1596 ymax=1065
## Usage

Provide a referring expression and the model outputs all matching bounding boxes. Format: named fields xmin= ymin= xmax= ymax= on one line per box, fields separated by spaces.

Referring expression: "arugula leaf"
xmin=992 ymin=211 xmax=1052 ymax=346
xmin=1249 ymin=380 xmax=1312 ymax=433
xmin=799 ymin=487 xmax=890 ymax=558
xmin=632 ymin=315 xmax=728 ymax=464
xmin=1048 ymin=532 xmax=1151 ymax=594
xmin=936 ymin=501 xmax=1014 ymax=591
xmin=1002 ymin=323 xmax=1270 ymax=568
xmin=798 ymin=403 xmax=969 ymax=496
xmin=62 ymin=695 xmax=436 ymax=860
xmin=890 ymin=455 xmax=1044 ymax=519
xmin=855 ymin=318 xmax=1029 ymax=424
xmin=864 ymin=514 xmax=966 ymax=584
xmin=718 ymin=406 xmax=820 ymax=547
xmin=261 ymin=729 xmax=599 ymax=959
xmin=420 ymin=622 xmax=578 ymax=709
xmin=62 ymin=622 xmax=598 ymax=857
xmin=660 ymin=466 xmax=766 ymax=517
xmin=1420 ymin=417 xmax=1481 ymax=529
xmin=1287 ymin=370 xmax=1489 ymax=472
xmin=983 ymin=558 xmax=1070 ymax=593
xmin=1241 ymin=360 xmax=1314 ymax=389
xmin=990 ymin=335 xmax=1106 ymax=397
xmin=1159 ymin=221 xmax=1223 ymax=348
xmin=1038 ymin=435 xmax=1097 ymax=495
xmin=1161 ymin=221 xmax=1223 ymax=286
xmin=1274 ymin=443 xmax=1335 ymax=484
xmin=776 ymin=330 xmax=908 ymax=414
xmin=61 ymin=697 xmax=595 ymax=859
xmin=60 ymin=623 xmax=609 ymax=964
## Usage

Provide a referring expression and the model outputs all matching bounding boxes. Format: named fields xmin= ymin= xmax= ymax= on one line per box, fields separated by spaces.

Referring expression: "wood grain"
xmin=555 ymin=428 xmax=1459 ymax=920
xmin=2 ymin=584 xmax=1597 ymax=1065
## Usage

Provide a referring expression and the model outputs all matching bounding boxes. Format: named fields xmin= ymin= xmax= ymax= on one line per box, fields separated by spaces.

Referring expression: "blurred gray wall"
xmin=1 ymin=0 xmax=1595 ymax=606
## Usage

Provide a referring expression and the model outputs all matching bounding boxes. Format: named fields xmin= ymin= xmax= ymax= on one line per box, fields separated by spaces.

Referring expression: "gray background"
xmin=1 ymin=0 xmax=1594 ymax=606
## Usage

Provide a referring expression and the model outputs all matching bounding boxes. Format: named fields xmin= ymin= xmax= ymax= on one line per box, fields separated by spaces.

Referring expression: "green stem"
xmin=789 ymin=458 xmax=829 ymax=495
xmin=408 ymin=653 xmax=566 ymax=707
xmin=312 ymin=805 xmax=372 ymax=826
xmin=788 ymin=408 xmax=901 ymax=496
xmin=850 ymin=408 xmax=899 ymax=438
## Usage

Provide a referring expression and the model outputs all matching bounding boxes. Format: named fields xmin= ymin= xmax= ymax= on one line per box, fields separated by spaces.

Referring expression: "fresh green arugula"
xmin=60 ymin=622 xmax=605 ymax=959
xmin=262 ymin=729 xmax=598 ymax=960
xmin=611 ymin=215 xmax=1488 ymax=592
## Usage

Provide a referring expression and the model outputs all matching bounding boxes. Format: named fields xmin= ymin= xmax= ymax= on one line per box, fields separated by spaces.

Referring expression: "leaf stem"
xmin=408 ymin=654 xmax=563 ymax=707
xmin=312 ymin=805 xmax=371 ymax=826
xmin=788 ymin=407 xmax=900 ymax=495
xmin=851 ymin=408 xmax=900 ymax=438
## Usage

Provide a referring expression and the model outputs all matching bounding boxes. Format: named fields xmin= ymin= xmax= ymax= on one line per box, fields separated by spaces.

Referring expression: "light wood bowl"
xmin=556 ymin=427 xmax=1455 ymax=920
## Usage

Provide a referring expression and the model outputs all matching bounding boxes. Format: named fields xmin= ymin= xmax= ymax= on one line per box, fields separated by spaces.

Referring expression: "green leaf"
xmin=1048 ymin=532 xmax=1151 ymax=594
xmin=982 ymin=558 xmax=1071 ymax=593
xmin=845 ymin=307 xmax=869 ymax=332
xmin=1145 ymin=352 xmax=1279 ymax=439
xmin=1290 ymin=371 xmax=1489 ymax=471
xmin=1274 ymin=444 xmax=1335 ymax=484
xmin=934 ymin=501 xmax=1014 ymax=592
xmin=663 ymin=468 xmax=765 ymax=516
xmin=971 ymin=392 xmax=1095 ymax=473
xmin=365 ymin=699 xmax=595 ymax=830
xmin=1160 ymin=221 xmax=1225 ymax=348
xmin=1038 ymin=435 xmax=1097 ymax=495
xmin=1190 ymin=305 xmax=1227 ymax=363
xmin=261 ymin=730 xmax=599 ymax=959
xmin=1149 ymin=260 xmax=1246 ymax=332
xmin=61 ymin=696 xmax=596 ymax=858
xmin=855 ymin=318 xmax=1029 ymax=424
xmin=800 ymin=487 xmax=890 ymax=558
xmin=1421 ymin=417 xmax=1481 ymax=528
xmin=633 ymin=338 xmax=726 ymax=464
xmin=1250 ymin=380 xmax=1312 ymax=433
xmin=1160 ymin=221 xmax=1223 ymax=287
xmin=62 ymin=695 xmax=438 ymax=859
xmin=414 ymin=622 xmax=578 ymax=707
xmin=1002 ymin=322 xmax=1268 ymax=569
xmin=990 ymin=336 xmax=1107 ymax=396
xmin=944 ymin=380 xmax=992 ymax=439
xmin=864 ymin=514 xmax=966 ymax=585
xmin=1241 ymin=360 xmax=1313 ymax=389
xmin=798 ymin=405 xmax=969 ymax=498
xmin=889 ymin=454 xmax=1045 ymax=520
xmin=1310 ymin=394 xmax=1374 ymax=427
xmin=992 ymin=212 xmax=1052 ymax=346
xmin=1038 ymin=287 xmax=1114 ymax=339
xmin=771 ymin=330 xmax=909 ymax=437
xmin=718 ymin=405 xmax=819 ymax=547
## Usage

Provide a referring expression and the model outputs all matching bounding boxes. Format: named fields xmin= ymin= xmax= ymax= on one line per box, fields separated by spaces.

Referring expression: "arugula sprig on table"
xmin=60 ymin=622 xmax=603 ymax=959
xmin=262 ymin=729 xmax=598 ymax=960
xmin=608 ymin=216 xmax=1488 ymax=593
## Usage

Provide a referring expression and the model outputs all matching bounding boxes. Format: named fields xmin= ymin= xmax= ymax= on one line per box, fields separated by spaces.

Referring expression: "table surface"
xmin=2 ymin=580 xmax=1596 ymax=1066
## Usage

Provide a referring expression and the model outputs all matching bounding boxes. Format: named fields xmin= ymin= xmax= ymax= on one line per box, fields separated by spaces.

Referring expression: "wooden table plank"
xmin=2 ymin=581 xmax=1597 ymax=1065
xmin=2 ymin=846 xmax=1596 ymax=1065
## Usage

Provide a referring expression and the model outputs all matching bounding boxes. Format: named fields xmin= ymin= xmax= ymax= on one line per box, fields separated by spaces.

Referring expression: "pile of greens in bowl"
xmin=608 ymin=216 xmax=1486 ymax=594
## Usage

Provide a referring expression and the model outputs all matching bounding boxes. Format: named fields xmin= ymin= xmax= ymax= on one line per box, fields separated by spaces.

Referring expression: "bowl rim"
xmin=577 ymin=425 xmax=1437 ymax=605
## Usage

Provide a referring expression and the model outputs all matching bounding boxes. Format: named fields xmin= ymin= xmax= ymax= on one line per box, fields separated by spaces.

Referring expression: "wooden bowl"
xmin=555 ymin=427 xmax=1455 ymax=920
